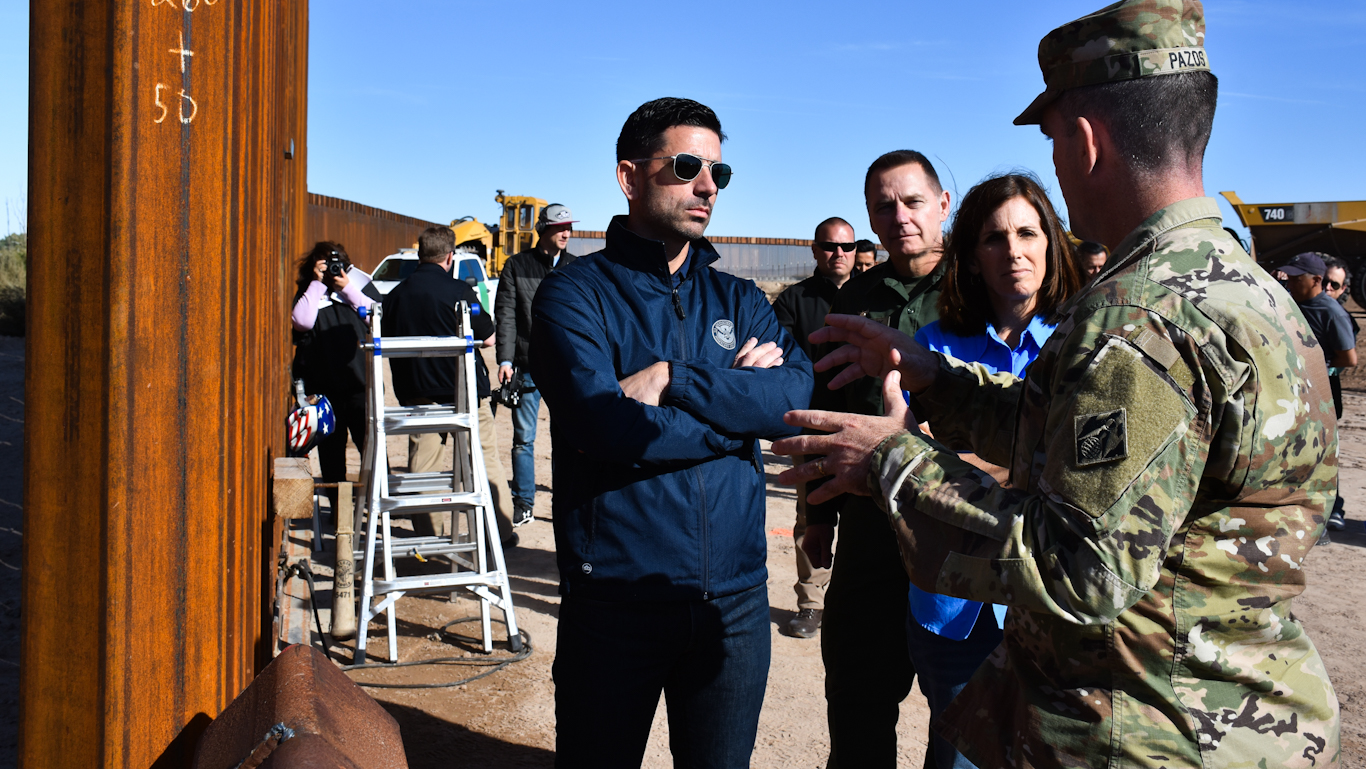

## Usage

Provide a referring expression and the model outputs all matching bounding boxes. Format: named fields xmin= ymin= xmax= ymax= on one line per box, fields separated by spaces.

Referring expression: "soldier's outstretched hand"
xmin=810 ymin=314 xmax=938 ymax=392
xmin=774 ymin=371 xmax=918 ymax=506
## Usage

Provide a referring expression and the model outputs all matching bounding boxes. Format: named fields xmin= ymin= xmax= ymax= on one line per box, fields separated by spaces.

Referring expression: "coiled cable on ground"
xmin=340 ymin=617 xmax=533 ymax=689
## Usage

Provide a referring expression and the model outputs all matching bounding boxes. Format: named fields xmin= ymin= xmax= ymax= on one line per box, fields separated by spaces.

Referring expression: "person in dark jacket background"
xmin=770 ymin=216 xmax=856 ymax=639
xmin=532 ymin=97 xmax=813 ymax=768
xmin=382 ymin=226 xmax=515 ymax=544
xmin=291 ymin=241 xmax=381 ymax=513
xmin=494 ymin=203 xmax=579 ymax=526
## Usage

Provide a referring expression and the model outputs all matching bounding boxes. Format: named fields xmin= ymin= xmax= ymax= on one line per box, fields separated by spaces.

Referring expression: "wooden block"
xmin=274 ymin=457 xmax=317 ymax=520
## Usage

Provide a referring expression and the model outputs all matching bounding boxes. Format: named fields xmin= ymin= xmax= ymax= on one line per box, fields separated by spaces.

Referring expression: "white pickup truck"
xmin=368 ymin=248 xmax=499 ymax=313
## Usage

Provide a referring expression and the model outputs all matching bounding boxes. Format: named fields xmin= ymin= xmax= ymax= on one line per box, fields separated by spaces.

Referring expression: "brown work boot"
xmin=784 ymin=608 xmax=822 ymax=639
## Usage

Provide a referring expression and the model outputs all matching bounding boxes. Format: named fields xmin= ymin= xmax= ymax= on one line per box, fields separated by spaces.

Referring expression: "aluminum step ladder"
xmin=351 ymin=302 xmax=522 ymax=662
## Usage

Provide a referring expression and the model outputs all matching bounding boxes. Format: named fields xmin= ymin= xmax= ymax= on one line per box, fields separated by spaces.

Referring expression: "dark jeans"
xmin=554 ymin=584 xmax=770 ymax=769
xmin=820 ymin=498 xmax=921 ymax=769
xmin=905 ymin=607 xmax=1004 ymax=769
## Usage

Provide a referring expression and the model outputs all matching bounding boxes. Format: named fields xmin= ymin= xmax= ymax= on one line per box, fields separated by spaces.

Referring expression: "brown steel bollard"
xmin=192 ymin=644 xmax=407 ymax=769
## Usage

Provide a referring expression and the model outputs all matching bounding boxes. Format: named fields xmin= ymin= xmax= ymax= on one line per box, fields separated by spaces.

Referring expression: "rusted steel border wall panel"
xmin=305 ymin=193 xmax=443 ymax=273
xmin=22 ymin=0 xmax=306 ymax=766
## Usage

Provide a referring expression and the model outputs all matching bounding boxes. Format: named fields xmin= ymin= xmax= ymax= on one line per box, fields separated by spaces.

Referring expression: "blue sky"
xmin=3 ymin=1 xmax=1364 ymax=242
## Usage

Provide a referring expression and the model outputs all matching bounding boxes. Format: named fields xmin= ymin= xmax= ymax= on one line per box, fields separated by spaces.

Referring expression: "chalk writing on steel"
xmin=178 ymin=90 xmax=198 ymax=124
xmin=154 ymin=84 xmax=169 ymax=124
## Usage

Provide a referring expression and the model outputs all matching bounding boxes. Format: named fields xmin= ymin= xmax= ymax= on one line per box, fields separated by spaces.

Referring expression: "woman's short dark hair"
xmin=937 ymin=173 xmax=1080 ymax=337
xmin=297 ymin=241 xmax=350 ymax=292
xmin=616 ymin=97 xmax=725 ymax=162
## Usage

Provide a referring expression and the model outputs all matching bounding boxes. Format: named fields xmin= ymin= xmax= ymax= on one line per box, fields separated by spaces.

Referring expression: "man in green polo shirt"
xmin=803 ymin=149 xmax=950 ymax=767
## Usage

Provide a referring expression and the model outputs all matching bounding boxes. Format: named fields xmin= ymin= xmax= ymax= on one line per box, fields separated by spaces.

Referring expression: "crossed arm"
xmin=532 ymin=279 xmax=809 ymax=466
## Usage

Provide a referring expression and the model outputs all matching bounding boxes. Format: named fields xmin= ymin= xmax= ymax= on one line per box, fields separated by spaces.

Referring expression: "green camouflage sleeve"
xmin=910 ymin=354 xmax=1025 ymax=466
xmin=872 ymin=304 xmax=1212 ymax=624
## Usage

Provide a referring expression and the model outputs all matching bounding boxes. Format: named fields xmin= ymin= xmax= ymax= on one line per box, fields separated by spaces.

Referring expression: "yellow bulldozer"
xmin=1221 ymin=191 xmax=1366 ymax=305
xmin=447 ymin=191 xmax=551 ymax=277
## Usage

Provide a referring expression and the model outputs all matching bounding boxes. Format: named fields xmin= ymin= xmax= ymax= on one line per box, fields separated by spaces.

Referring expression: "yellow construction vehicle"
xmin=448 ymin=191 xmax=550 ymax=277
xmin=1221 ymin=192 xmax=1366 ymax=305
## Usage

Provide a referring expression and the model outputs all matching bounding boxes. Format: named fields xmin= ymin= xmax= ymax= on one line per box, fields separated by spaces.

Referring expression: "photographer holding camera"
xmin=291 ymin=241 xmax=381 ymax=509
xmin=494 ymin=203 xmax=578 ymax=526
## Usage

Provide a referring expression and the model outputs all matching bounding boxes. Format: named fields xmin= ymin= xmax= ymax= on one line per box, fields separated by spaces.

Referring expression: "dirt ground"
xmin=0 ymin=316 xmax=1363 ymax=767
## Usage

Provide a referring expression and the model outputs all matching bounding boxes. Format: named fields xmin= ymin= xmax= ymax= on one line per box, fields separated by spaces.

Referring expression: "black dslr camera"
xmin=490 ymin=367 xmax=524 ymax=415
xmin=324 ymin=250 xmax=346 ymax=279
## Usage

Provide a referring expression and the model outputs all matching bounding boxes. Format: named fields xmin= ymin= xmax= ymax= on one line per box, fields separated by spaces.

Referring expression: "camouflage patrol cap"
xmin=1015 ymin=0 xmax=1210 ymax=126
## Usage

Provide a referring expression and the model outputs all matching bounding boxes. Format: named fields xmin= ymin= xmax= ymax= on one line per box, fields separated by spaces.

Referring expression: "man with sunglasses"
xmin=530 ymin=97 xmax=812 ymax=768
xmin=802 ymin=149 xmax=951 ymax=768
xmin=771 ymin=217 xmax=858 ymax=639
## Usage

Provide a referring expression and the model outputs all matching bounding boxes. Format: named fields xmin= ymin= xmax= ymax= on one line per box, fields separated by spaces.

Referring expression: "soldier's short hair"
xmin=855 ymin=239 xmax=877 ymax=254
xmin=418 ymin=226 xmax=456 ymax=262
xmin=1056 ymin=71 xmax=1218 ymax=179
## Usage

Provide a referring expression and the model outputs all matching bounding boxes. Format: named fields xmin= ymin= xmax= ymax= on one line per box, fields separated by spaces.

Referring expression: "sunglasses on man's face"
xmin=633 ymin=153 xmax=732 ymax=190
xmin=1327 ymin=279 xmax=1344 ymax=290
xmin=817 ymin=242 xmax=856 ymax=254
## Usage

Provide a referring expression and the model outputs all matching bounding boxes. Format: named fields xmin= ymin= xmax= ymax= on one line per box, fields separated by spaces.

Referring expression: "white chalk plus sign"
xmin=169 ymin=31 xmax=193 ymax=74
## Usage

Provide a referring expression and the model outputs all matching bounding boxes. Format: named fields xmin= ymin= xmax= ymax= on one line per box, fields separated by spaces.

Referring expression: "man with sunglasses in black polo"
xmin=771 ymin=217 xmax=858 ymax=640
xmin=531 ymin=97 xmax=813 ymax=768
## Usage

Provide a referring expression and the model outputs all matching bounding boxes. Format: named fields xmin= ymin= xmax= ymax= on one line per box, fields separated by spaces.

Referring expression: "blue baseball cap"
xmin=1280 ymin=252 xmax=1327 ymax=277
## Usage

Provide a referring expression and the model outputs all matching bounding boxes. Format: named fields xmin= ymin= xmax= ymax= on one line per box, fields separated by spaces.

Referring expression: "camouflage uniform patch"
xmin=1075 ymin=408 xmax=1127 ymax=466
xmin=873 ymin=197 xmax=1341 ymax=768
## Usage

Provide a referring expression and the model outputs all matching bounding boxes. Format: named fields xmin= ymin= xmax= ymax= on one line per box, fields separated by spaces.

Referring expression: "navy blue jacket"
xmin=531 ymin=216 xmax=813 ymax=602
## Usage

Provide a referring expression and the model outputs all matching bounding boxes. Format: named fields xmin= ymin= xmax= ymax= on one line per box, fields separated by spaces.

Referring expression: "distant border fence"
xmin=307 ymin=193 xmax=443 ymax=273
xmin=304 ymin=199 xmax=885 ymax=281
xmin=570 ymin=231 xmax=884 ymax=282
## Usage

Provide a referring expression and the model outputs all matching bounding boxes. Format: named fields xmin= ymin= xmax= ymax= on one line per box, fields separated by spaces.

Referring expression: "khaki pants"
xmin=407 ymin=399 xmax=514 ymax=542
xmin=794 ymin=463 xmax=831 ymax=610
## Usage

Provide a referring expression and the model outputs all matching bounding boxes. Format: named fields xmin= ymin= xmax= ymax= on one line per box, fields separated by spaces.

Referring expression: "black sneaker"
xmin=512 ymin=503 xmax=535 ymax=527
xmin=1328 ymin=510 xmax=1346 ymax=531
xmin=1316 ymin=531 xmax=1332 ymax=547
xmin=784 ymin=608 xmax=822 ymax=639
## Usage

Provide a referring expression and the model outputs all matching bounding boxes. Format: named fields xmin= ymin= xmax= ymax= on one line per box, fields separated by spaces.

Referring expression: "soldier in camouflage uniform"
xmin=774 ymin=1 xmax=1342 ymax=767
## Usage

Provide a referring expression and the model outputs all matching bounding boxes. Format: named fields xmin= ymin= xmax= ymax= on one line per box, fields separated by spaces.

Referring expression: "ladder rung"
xmin=365 ymin=335 xmax=474 ymax=357
xmin=380 ymin=491 xmax=484 ymax=514
xmin=395 ymin=542 xmax=480 ymax=558
xmin=373 ymin=571 xmax=508 ymax=594
xmin=386 ymin=472 xmax=455 ymax=494
xmin=383 ymin=411 xmax=474 ymax=434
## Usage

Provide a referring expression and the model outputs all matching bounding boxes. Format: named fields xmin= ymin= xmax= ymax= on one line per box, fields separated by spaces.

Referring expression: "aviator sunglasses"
xmin=633 ymin=153 xmax=732 ymax=189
